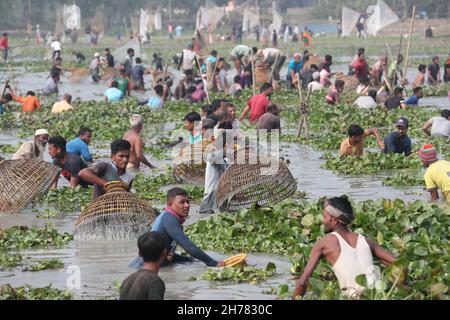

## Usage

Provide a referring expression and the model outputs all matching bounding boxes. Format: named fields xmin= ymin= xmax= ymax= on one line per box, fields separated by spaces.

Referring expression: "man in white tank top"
xmin=292 ymin=197 xmax=397 ymax=299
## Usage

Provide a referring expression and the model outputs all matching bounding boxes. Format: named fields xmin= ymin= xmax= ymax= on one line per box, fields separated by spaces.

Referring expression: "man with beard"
xmin=383 ymin=117 xmax=412 ymax=156
xmin=292 ymin=196 xmax=397 ymax=299
xmin=12 ymin=129 xmax=49 ymax=161
xmin=79 ymin=139 xmax=134 ymax=199
xmin=48 ymin=136 xmax=90 ymax=189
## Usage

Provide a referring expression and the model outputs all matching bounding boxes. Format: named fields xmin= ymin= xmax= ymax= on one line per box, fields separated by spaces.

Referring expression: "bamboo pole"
xmin=268 ymin=52 xmax=280 ymax=83
xmin=195 ymin=55 xmax=210 ymax=104
xmin=1 ymin=80 xmax=9 ymax=97
xmin=209 ymin=55 xmax=220 ymax=90
xmin=251 ymin=53 xmax=256 ymax=96
xmin=402 ymin=6 xmax=416 ymax=84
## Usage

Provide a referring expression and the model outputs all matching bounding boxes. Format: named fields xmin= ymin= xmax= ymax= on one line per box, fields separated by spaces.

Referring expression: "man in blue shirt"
xmin=129 ymin=188 xmax=225 ymax=268
xmin=383 ymin=117 xmax=412 ymax=156
xmin=203 ymin=50 xmax=218 ymax=74
xmin=104 ymin=81 xmax=124 ymax=102
xmin=138 ymin=85 xmax=164 ymax=109
xmin=287 ymin=52 xmax=303 ymax=90
xmin=184 ymin=111 xmax=202 ymax=145
xmin=66 ymin=127 xmax=94 ymax=163
xmin=405 ymin=86 xmax=423 ymax=106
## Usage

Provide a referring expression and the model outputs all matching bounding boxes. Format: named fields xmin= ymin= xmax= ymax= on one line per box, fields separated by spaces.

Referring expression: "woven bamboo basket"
xmin=216 ymin=149 xmax=297 ymax=212
xmin=173 ymin=140 xmax=216 ymax=186
xmin=223 ymin=253 xmax=247 ymax=268
xmin=335 ymin=72 xmax=359 ymax=91
xmin=255 ymin=66 xmax=270 ymax=84
xmin=73 ymin=182 xmax=158 ymax=241
xmin=0 ymin=160 xmax=61 ymax=213
xmin=69 ymin=68 xmax=90 ymax=83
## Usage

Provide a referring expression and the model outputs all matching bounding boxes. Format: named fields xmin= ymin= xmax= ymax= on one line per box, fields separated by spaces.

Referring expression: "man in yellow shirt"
xmin=339 ymin=125 xmax=384 ymax=157
xmin=51 ymin=94 xmax=73 ymax=113
xmin=419 ymin=144 xmax=450 ymax=203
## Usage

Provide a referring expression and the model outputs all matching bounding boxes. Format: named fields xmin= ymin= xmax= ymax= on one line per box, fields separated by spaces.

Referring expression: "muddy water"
xmin=0 ymin=64 xmax=439 ymax=300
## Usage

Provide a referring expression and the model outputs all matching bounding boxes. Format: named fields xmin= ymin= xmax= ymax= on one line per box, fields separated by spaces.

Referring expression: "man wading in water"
xmin=129 ymin=188 xmax=225 ymax=268
xmin=122 ymin=114 xmax=156 ymax=173
xmin=293 ymin=197 xmax=398 ymax=299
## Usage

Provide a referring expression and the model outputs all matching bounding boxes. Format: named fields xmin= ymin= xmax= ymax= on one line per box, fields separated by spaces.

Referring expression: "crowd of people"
xmin=1 ymin=26 xmax=449 ymax=301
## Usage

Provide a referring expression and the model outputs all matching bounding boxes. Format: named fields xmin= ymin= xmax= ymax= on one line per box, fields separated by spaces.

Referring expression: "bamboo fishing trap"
xmin=173 ymin=140 xmax=216 ymax=186
xmin=73 ymin=181 xmax=158 ymax=241
xmin=0 ymin=159 xmax=61 ymax=213
xmin=216 ymin=148 xmax=297 ymax=212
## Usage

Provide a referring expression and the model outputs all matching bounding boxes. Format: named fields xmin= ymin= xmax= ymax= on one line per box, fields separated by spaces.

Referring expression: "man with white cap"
xmin=419 ymin=144 xmax=450 ymax=203
xmin=122 ymin=114 xmax=156 ymax=172
xmin=293 ymin=196 xmax=397 ymax=299
xmin=89 ymin=52 xmax=101 ymax=83
xmin=12 ymin=129 xmax=49 ymax=161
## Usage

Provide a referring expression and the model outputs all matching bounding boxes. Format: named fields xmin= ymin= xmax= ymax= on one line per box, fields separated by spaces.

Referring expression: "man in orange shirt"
xmin=7 ymin=86 xmax=41 ymax=112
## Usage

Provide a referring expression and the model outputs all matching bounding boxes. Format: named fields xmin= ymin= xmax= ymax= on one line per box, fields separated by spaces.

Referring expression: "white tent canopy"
xmin=63 ymin=4 xmax=81 ymax=30
xmin=341 ymin=6 xmax=360 ymax=37
xmin=140 ymin=9 xmax=153 ymax=42
xmin=196 ymin=0 xmax=225 ymax=30
xmin=242 ymin=7 xmax=260 ymax=32
xmin=366 ymin=0 xmax=399 ymax=36
xmin=154 ymin=10 xmax=162 ymax=31
xmin=269 ymin=1 xmax=282 ymax=34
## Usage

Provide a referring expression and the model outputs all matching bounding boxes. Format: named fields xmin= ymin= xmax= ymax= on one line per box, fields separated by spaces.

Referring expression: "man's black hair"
xmin=348 ymin=124 xmax=364 ymax=137
xmin=440 ymin=109 xmax=450 ymax=119
xmin=335 ymin=79 xmax=345 ymax=89
xmin=368 ymin=89 xmax=377 ymax=102
xmin=184 ymin=111 xmax=201 ymax=123
xmin=167 ymin=187 xmax=188 ymax=203
xmin=186 ymin=86 xmax=196 ymax=94
xmin=260 ymin=82 xmax=272 ymax=93
xmin=184 ymin=69 xmax=193 ymax=76
xmin=413 ymin=86 xmax=422 ymax=94
xmin=310 ymin=64 xmax=318 ymax=71
xmin=135 ymin=57 xmax=142 ymax=64
xmin=48 ymin=136 xmax=67 ymax=151
xmin=26 ymin=91 xmax=35 ymax=96
xmin=359 ymin=77 xmax=369 ymax=84
xmin=154 ymin=84 xmax=164 ymax=95
xmin=394 ymin=87 xmax=403 ymax=95
xmin=3 ymin=93 xmax=12 ymax=102
xmin=110 ymin=139 xmax=131 ymax=155
xmin=218 ymin=121 xmax=233 ymax=130
xmin=418 ymin=64 xmax=426 ymax=72
xmin=201 ymin=104 xmax=213 ymax=116
xmin=211 ymin=99 xmax=222 ymax=112
xmin=267 ymin=104 xmax=279 ymax=114
xmin=326 ymin=196 xmax=354 ymax=225
xmin=358 ymin=48 xmax=365 ymax=54
xmin=127 ymin=48 xmax=134 ymax=54
xmin=325 ymin=54 xmax=332 ymax=62
xmin=104 ymin=48 xmax=110 ymax=52
xmin=233 ymin=75 xmax=241 ymax=83
xmin=111 ymin=80 xmax=118 ymax=88
xmin=52 ymin=73 xmax=60 ymax=79
xmin=211 ymin=50 xmax=217 ymax=56
xmin=79 ymin=127 xmax=92 ymax=136
xmin=252 ymin=47 xmax=258 ymax=54
xmin=138 ymin=231 xmax=167 ymax=263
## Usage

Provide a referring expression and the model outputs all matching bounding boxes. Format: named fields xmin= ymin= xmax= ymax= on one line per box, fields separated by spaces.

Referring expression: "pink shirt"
xmin=247 ymin=93 xmax=270 ymax=124
xmin=320 ymin=69 xmax=331 ymax=86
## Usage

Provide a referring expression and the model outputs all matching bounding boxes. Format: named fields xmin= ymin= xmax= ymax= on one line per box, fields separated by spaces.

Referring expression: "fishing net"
xmin=341 ymin=6 xmax=360 ymax=37
xmin=366 ymin=0 xmax=399 ymax=36
xmin=101 ymin=67 xmax=119 ymax=81
xmin=0 ymin=160 xmax=61 ymax=213
xmin=152 ymin=70 xmax=173 ymax=84
xmin=113 ymin=38 xmax=142 ymax=65
xmin=173 ymin=140 xmax=216 ymax=186
xmin=63 ymin=5 xmax=81 ymax=30
xmin=216 ymin=148 xmax=296 ymax=212
xmin=74 ymin=182 xmax=158 ymax=241
xmin=303 ymin=55 xmax=322 ymax=71
xmin=69 ymin=68 xmax=90 ymax=83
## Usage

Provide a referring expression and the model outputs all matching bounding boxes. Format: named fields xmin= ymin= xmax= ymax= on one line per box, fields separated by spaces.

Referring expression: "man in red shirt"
xmin=0 ymin=33 xmax=8 ymax=61
xmin=239 ymin=83 xmax=273 ymax=125
xmin=353 ymin=52 xmax=369 ymax=80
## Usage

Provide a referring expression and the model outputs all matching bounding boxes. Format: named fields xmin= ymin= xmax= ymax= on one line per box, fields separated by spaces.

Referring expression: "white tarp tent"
xmin=242 ymin=8 xmax=260 ymax=32
xmin=63 ymin=4 xmax=81 ymax=30
xmin=154 ymin=10 xmax=162 ymax=31
xmin=140 ymin=9 xmax=153 ymax=42
xmin=341 ymin=6 xmax=360 ymax=37
xmin=366 ymin=0 xmax=399 ymax=36
xmin=195 ymin=0 xmax=225 ymax=30
xmin=269 ymin=11 xmax=283 ymax=33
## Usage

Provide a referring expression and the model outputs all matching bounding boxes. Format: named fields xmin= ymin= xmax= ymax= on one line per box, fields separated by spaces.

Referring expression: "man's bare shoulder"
xmin=123 ymin=130 xmax=138 ymax=141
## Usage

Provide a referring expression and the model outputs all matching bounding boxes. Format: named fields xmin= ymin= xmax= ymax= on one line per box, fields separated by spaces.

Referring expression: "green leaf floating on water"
xmin=301 ymin=214 xmax=315 ymax=227
xmin=203 ymin=263 xmax=277 ymax=284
